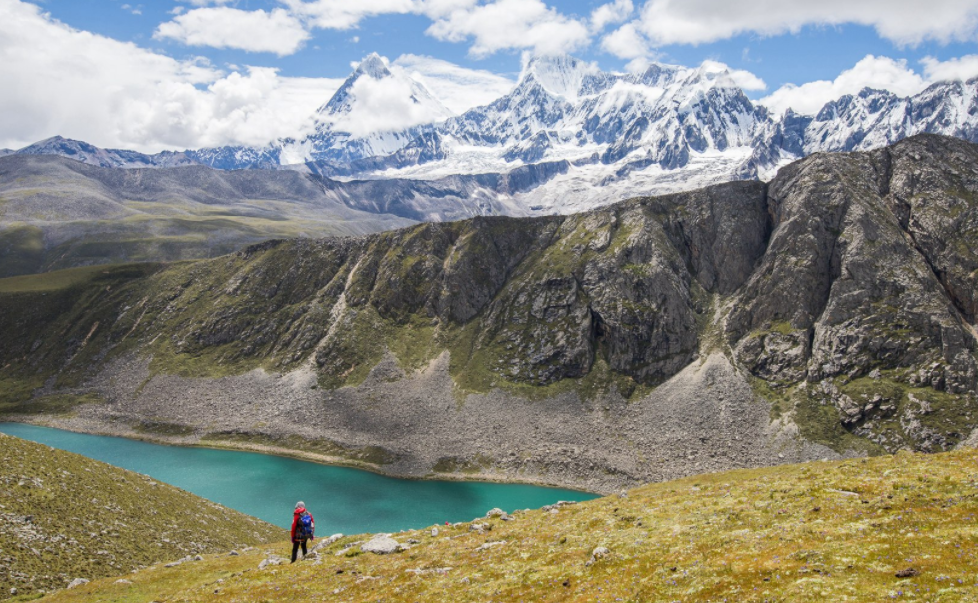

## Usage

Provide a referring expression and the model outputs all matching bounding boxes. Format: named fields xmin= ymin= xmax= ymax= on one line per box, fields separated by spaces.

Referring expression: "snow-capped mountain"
xmin=279 ymin=53 xmax=454 ymax=165
xmin=186 ymin=53 xmax=455 ymax=170
xmin=801 ymin=79 xmax=978 ymax=154
xmin=434 ymin=55 xmax=765 ymax=170
xmin=9 ymin=53 xmax=978 ymax=218
xmin=14 ymin=136 xmax=199 ymax=169
xmin=352 ymin=55 xmax=774 ymax=212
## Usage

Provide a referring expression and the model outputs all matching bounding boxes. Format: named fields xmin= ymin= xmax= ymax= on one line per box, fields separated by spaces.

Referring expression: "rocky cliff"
xmin=2 ymin=134 xmax=976 ymax=491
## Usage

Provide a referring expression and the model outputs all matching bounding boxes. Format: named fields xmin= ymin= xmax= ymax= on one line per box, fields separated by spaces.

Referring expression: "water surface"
xmin=0 ymin=423 xmax=596 ymax=532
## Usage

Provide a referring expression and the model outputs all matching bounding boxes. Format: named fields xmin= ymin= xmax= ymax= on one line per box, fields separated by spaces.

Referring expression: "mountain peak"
xmin=520 ymin=54 xmax=600 ymax=101
xmin=316 ymin=54 xmax=396 ymax=118
xmin=636 ymin=62 xmax=683 ymax=87
xmin=354 ymin=53 xmax=390 ymax=79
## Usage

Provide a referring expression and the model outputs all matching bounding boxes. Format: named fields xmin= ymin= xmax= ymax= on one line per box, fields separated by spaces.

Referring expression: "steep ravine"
xmin=1 ymin=135 xmax=977 ymax=492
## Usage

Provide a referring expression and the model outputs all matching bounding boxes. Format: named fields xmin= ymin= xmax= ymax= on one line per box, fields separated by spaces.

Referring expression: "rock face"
xmin=1 ymin=135 xmax=977 ymax=490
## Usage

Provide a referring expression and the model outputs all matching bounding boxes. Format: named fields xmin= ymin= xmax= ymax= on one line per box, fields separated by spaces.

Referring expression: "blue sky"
xmin=3 ymin=0 xmax=978 ymax=151
xmin=33 ymin=0 xmax=978 ymax=87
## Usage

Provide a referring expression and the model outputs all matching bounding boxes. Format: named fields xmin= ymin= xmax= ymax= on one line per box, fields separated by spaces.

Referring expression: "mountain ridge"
xmin=1 ymin=134 xmax=976 ymax=492
xmin=9 ymin=54 xmax=978 ymax=218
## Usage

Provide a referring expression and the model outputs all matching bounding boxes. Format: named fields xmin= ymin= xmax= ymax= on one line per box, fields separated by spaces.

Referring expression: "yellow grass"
xmin=36 ymin=447 xmax=978 ymax=603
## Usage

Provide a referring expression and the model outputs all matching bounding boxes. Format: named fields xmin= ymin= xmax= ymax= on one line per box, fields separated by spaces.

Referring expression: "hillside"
xmin=0 ymin=432 xmax=284 ymax=600
xmin=1 ymin=135 xmax=977 ymax=492
xmin=35 ymin=447 xmax=978 ymax=603
xmin=0 ymin=154 xmax=415 ymax=277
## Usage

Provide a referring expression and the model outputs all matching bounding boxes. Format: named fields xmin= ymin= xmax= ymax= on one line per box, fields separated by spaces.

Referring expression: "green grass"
xmin=792 ymin=389 xmax=885 ymax=455
xmin=0 ymin=224 xmax=46 ymax=277
xmin=0 ymin=393 xmax=103 ymax=416
xmin=0 ymin=432 xmax=284 ymax=599
xmin=36 ymin=447 xmax=978 ymax=603
xmin=0 ymin=264 xmax=154 ymax=294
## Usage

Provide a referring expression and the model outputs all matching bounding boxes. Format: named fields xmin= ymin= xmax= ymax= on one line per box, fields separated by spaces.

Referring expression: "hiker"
xmin=290 ymin=501 xmax=315 ymax=562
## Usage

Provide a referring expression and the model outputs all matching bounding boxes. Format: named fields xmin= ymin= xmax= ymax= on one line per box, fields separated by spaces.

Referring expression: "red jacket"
xmin=291 ymin=507 xmax=314 ymax=542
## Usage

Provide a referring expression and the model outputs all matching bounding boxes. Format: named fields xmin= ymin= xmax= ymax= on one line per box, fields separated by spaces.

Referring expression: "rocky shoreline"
xmin=7 ymin=350 xmax=848 ymax=495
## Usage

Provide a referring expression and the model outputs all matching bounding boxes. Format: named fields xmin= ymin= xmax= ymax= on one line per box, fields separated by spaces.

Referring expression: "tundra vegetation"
xmin=26 ymin=447 xmax=978 ymax=603
xmin=0 ymin=433 xmax=284 ymax=599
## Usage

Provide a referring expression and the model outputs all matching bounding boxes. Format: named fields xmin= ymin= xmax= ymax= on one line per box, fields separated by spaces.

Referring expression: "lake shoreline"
xmin=0 ymin=414 xmax=606 ymax=496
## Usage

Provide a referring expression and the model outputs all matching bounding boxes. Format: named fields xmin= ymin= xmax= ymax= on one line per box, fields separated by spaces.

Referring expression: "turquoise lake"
xmin=0 ymin=423 xmax=596 ymax=533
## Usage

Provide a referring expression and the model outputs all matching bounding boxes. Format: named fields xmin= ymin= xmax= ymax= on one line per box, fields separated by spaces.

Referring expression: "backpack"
xmin=296 ymin=511 xmax=314 ymax=540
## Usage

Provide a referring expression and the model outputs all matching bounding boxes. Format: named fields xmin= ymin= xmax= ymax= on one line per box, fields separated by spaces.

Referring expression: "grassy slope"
xmin=0 ymin=263 xmax=167 ymax=412
xmin=37 ymin=448 xmax=978 ymax=603
xmin=0 ymin=154 xmax=416 ymax=278
xmin=0 ymin=433 xmax=285 ymax=600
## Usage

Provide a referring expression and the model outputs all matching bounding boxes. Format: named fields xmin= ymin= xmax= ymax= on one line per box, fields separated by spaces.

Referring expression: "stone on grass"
xmin=67 ymin=578 xmax=90 ymax=589
xmin=586 ymin=546 xmax=611 ymax=566
xmin=361 ymin=534 xmax=401 ymax=555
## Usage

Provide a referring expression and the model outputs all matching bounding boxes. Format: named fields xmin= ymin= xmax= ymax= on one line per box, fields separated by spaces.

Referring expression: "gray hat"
xmin=295 ymin=501 xmax=305 ymax=509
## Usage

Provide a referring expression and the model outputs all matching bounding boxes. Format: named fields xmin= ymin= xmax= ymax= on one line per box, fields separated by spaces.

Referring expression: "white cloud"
xmin=601 ymin=22 xmax=649 ymax=60
xmin=326 ymin=73 xmax=450 ymax=136
xmin=415 ymin=0 xmax=478 ymax=19
xmin=393 ymin=54 xmax=515 ymax=113
xmin=920 ymin=55 xmax=978 ymax=83
xmin=759 ymin=55 xmax=927 ymax=116
xmin=0 ymin=1 xmax=341 ymax=152
xmin=699 ymin=59 xmax=766 ymax=91
xmin=630 ymin=0 xmax=978 ymax=47
xmin=590 ymin=0 xmax=633 ymax=33
xmin=154 ymin=7 xmax=310 ymax=56
xmin=425 ymin=0 xmax=591 ymax=57
xmin=164 ymin=1 xmax=589 ymax=59
xmin=281 ymin=0 xmax=418 ymax=30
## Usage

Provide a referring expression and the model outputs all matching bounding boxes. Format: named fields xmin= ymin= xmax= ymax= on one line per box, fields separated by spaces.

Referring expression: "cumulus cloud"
xmin=425 ymin=0 xmax=591 ymax=57
xmin=601 ymin=22 xmax=650 ymax=60
xmin=758 ymin=55 xmax=929 ymax=115
xmin=154 ymin=7 xmax=310 ymax=56
xmin=281 ymin=0 xmax=418 ymax=30
xmin=920 ymin=54 xmax=978 ymax=83
xmin=0 ymin=1 xmax=341 ymax=152
xmin=630 ymin=0 xmax=978 ymax=47
xmin=392 ymin=54 xmax=515 ymax=113
xmin=590 ymin=0 xmax=634 ymax=33
xmin=180 ymin=0 xmax=234 ymax=5
xmin=699 ymin=59 xmax=766 ymax=91
xmin=326 ymin=72 xmax=450 ymax=136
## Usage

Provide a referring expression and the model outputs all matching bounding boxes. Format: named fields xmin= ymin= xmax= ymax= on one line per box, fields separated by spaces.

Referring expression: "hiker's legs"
xmin=291 ymin=541 xmax=300 ymax=563
xmin=301 ymin=540 xmax=308 ymax=557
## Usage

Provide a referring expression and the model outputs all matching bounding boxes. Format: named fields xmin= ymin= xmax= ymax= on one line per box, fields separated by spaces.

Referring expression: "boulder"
xmin=361 ymin=534 xmax=401 ymax=555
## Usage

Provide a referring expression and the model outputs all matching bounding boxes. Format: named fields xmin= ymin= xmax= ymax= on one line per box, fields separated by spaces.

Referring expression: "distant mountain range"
xmin=6 ymin=53 xmax=978 ymax=216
